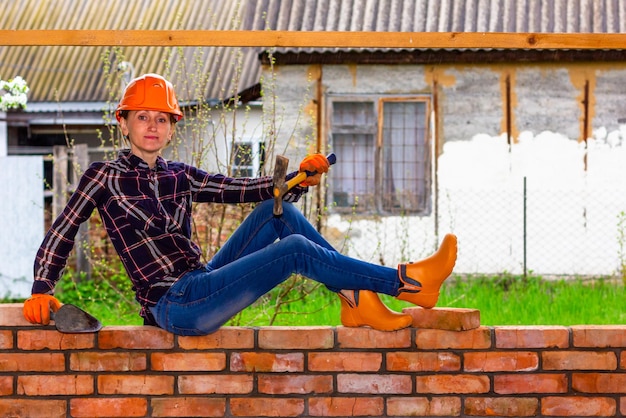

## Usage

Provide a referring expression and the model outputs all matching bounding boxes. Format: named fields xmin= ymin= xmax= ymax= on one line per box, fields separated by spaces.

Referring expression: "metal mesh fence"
xmin=440 ymin=179 xmax=626 ymax=278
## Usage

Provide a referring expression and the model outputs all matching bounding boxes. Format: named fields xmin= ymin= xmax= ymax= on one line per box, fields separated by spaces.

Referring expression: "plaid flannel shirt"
xmin=32 ymin=150 xmax=304 ymax=321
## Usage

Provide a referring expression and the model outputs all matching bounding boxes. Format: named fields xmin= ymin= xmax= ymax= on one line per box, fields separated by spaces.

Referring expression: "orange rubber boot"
xmin=339 ymin=289 xmax=413 ymax=331
xmin=396 ymin=233 xmax=458 ymax=309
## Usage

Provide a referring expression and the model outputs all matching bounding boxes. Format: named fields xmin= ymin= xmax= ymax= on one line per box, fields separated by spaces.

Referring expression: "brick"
xmin=572 ymin=373 xmax=626 ymax=393
xmin=258 ymin=374 xmax=333 ymax=394
xmin=416 ymin=374 xmax=490 ymax=394
xmin=70 ymin=397 xmax=148 ymax=417
xmin=98 ymin=374 xmax=174 ymax=395
xmin=0 ymin=399 xmax=66 ymax=418
xmin=416 ymin=327 xmax=491 ymax=350
xmin=495 ymin=326 xmax=569 ymax=348
xmin=258 ymin=326 xmax=334 ymax=349
xmin=17 ymin=329 xmax=94 ymax=350
xmin=464 ymin=397 xmax=539 ymax=416
xmin=151 ymin=352 xmax=226 ymax=371
xmin=337 ymin=373 xmax=412 ymax=394
xmin=0 ymin=303 xmax=33 ymax=326
xmin=309 ymin=397 xmax=384 ymax=417
xmin=541 ymin=396 xmax=616 ymax=416
xmin=543 ymin=351 xmax=617 ymax=370
xmin=0 ymin=329 xmax=13 ymax=349
xmin=177 ymin=327 xmax=254 ymax=349
xmin=6 ymin=321 xmax=626 ymax=417
xmin=230 ymin=352 xmax=303 ymax=372
xmin=0 ymin=376 xmax=12 ymax=396
xmin=70 ymin=351 xmax=146 ymax=371
xmin=17 ymin=374 xmax=93 ymax=395
xmin=387 ymin=396 xmax=461 ymax=416
xmin=98 ymin=326 xmax=174 ymax=349
xmin=308 ymin=352 xmax=382 ymax=372
xmin=0 ymin=353 xmax=65 ymax=372
xmin=151 ymin=397 xmax=226 ymax=417
xmin=494 ymin=373 xmax=567 ymax=394
xmin=572 ymin=326 xmax=626 ymax=348
xmin=230 ymin=397 xmax=304 ymax=417
xmin=404 ymin=307 xmax=480 ymax=330
xmin=464 ymin=351 xmax=538 ymax=372
xmin=178 ymin=374 xmax=253 ymax=394
xmin=337 ymin=327 xmax=411 ymax=348
xmin=386 ymin=351 xmax=461 ymax=372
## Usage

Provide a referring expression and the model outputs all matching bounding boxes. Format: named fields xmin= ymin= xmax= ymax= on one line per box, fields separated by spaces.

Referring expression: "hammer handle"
xmin=285 ymin=171 xmax=309 ymax=191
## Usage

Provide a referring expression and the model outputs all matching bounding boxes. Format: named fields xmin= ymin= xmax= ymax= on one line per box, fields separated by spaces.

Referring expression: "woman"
xmin=23 ymin=73 xmax=457 ymax=335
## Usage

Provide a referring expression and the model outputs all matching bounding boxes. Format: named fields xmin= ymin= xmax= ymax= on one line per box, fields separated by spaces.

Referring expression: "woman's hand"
xmin=23 ymin=294 xmax=62 ymax=325
xmin=299 ymin=154 xmax=330 ymax=186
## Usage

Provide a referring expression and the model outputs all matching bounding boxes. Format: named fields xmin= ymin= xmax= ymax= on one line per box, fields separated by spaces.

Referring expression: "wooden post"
xmin=72 ymin=144 xmax=91 ymax=279
xmin=52 ymin=146 xmax=68 ymax=220
xmin=52 ymin=144 xmax=91 ymax=279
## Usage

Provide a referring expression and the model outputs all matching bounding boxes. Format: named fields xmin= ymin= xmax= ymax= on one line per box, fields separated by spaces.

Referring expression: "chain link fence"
xmin=441 ymin=178 xmax=626 ymax=278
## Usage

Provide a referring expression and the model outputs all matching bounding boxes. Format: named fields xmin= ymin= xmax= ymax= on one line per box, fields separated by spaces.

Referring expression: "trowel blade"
xmin=53 ymin=303 xmax=103 ymax=333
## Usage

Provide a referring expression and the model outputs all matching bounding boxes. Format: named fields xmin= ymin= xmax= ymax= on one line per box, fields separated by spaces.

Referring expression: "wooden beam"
xmin=0 ymin=30 xmax=625 ymax=49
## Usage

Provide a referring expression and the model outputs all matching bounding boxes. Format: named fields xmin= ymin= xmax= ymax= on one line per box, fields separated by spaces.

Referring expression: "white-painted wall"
xmin=0 ymin=156 xmax=44 ymax=298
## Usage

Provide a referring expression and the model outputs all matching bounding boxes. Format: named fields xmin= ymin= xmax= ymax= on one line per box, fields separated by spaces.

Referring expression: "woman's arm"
xmin=185 ymin=164 xmax=307 ymax=204
xmin=32 ymin=164 xmax=104 ymax=294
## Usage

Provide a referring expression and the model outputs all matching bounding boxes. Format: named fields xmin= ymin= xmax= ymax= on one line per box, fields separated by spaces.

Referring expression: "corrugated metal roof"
xmin=0 ymin=0 xmax=263 ymax=103
xmin=0 ymin=0 xmax=623 ymax=103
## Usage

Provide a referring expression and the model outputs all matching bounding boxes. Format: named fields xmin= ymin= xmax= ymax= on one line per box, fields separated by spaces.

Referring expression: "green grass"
xmin=441 ymin=275 xmax=626 ymax=326
xmin=7 ymin=274 xmax=625 ymax=327
xmin=230 ymin=274 xmax=626 ymax=327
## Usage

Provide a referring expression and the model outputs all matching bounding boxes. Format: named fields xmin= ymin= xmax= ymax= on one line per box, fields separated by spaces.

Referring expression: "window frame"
xmin=230 ymin=138 xmax=264 ymax=178
xmin=326 ymin=94 xmax=432 ymax=216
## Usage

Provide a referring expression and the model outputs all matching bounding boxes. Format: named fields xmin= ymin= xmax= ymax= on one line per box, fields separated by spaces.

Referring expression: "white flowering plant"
xmin=0 ymin=76 xmax=29 ymax=111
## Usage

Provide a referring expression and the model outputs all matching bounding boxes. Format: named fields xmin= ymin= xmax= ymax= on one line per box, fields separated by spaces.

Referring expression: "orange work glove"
xmin=299 ymin=154 xmax=330 ymax=187
xmin=23 ymin=294 xmax=62 ymax=325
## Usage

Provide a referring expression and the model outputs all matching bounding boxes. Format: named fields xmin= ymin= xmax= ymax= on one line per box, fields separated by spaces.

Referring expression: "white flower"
xmin=0 ymin=76 xmax=29 ymax=111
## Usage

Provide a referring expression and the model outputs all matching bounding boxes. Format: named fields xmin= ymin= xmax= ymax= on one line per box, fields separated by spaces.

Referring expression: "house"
xmin=1 ymin=0 xmax=626 ymax=298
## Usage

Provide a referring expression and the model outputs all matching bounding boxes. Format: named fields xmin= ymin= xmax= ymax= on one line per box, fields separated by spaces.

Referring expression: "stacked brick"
xmin=1 ymin=304 xmax=625 ymax=417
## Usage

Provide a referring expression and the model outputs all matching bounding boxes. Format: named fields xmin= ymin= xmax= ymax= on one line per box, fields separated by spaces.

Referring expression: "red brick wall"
xmin=1 ymin=304 xmax=625 ymax=417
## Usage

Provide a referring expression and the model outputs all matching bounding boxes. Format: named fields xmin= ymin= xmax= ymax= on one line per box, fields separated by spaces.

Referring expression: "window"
xmin=232 ymin=140 xmax=265 ymax=177
xmin=328 ymin=96 xmax=431 ymax=215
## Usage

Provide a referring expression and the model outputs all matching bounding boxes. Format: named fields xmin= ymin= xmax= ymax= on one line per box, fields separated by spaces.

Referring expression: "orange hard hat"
xmin=115 ymin=73 xmax=183 ymax=122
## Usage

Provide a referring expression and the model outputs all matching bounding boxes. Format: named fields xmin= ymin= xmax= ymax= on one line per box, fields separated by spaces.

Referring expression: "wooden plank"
xmin=0 ymin=30 xmax=625 ymax=49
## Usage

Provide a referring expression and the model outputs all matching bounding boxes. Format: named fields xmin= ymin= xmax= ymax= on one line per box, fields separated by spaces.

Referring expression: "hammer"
xmin=272 ymin=153 xmax=336 ymax=216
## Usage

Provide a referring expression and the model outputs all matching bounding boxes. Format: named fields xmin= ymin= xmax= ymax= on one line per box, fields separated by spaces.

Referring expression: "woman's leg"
xmin=207 ymin=200 xmax=414 ymax=331
xmin=207 ymin=200 xmax=336 ymax=270
xmin=153 ymin=232 xmax=400 ymax=335
xmin=152 ymin=200 xmax=456 ymax=335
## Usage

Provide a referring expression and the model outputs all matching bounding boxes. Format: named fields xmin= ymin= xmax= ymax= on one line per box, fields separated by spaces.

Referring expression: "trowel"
xmin=52 ymin=303 xmax=103 ymax=333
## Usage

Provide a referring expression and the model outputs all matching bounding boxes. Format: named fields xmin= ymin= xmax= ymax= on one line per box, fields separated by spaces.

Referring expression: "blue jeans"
xmin=151 ymin=200 xmax=399 ymax=335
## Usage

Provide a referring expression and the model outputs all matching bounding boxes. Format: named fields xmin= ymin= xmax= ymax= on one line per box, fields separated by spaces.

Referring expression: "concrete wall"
xmin=262 ymin=66 xmax=319 ymax=160
xmin=168 ymin=104 xmax=266 ymax=174
xmin=1 ymin=304 xmax=625 ymax=417
xmin=263 ymin=62 xmax=626 ymax=276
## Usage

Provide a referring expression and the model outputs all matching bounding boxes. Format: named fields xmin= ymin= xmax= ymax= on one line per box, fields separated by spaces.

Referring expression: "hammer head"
xmin=272 ymin=155 xmax=290 ymax=216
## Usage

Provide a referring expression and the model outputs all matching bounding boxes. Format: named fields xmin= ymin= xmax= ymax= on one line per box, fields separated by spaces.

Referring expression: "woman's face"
xmin=119 ymin=110 xmax=174 ymax=161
